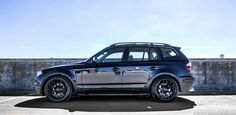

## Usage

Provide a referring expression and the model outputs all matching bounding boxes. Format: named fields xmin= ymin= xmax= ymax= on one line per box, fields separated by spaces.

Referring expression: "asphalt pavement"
xmin=0 ymin=95 xmax=236 ymax=115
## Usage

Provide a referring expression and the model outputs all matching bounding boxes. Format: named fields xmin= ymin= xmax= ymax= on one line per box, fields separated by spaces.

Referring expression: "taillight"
xmin=185 ymin=62 xmax=192 ymax=71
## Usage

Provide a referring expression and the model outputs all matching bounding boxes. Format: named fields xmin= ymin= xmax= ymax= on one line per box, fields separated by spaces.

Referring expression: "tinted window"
xmin=161 ymin=47 xmax=178 ymax=58
xmin=150 ymin=48 xmax=158 ymax=60
xmin=96 ymin=48 xmax=124 ymax=63
xmin=128 ymin=48 xmax=148 ymax=61
xmin=128 ymin=47 xmax=159 ymax=61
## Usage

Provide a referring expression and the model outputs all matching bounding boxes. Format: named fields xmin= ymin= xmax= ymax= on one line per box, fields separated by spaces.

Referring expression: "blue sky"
xmin=0 ymin=0 xmax=236 ymax=58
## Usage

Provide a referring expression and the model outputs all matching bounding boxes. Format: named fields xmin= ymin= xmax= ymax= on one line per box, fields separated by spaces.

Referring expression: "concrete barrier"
xmin=0 ymin=58 xmax=235 ymax=94
xmin=191 ymin=59 xmax=236 ymax=93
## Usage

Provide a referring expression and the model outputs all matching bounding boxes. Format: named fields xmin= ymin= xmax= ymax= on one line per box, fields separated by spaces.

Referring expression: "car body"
xmin=35 ymin=42 xmax=194 ymax=102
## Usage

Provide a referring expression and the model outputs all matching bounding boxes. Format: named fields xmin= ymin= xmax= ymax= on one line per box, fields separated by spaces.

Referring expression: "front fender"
xmin=40 ymin=71 xmax=77 ymax=95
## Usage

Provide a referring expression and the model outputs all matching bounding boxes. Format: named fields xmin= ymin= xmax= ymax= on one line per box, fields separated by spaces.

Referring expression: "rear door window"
xmin=149 ymin=48 xmax=158 ymax=60
xmin=128 ymin=47 xmax=149 ymax=61
xmin=127 ymin=47 xmax=160 ymax=61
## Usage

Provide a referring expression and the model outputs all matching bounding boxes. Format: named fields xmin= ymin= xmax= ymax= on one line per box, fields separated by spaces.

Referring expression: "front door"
xmin=82 ymin=47 xmax=125 ymax=89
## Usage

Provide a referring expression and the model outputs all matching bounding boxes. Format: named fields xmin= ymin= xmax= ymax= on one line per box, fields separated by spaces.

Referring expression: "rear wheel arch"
xmin=148 ymin=74 xmax=181 ymax=93
xmin=41 ymin=72 xmax=75 ymax=96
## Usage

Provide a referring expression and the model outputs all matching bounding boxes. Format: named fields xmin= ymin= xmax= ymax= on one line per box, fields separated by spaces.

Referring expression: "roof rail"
xmin=111 ymin=42 xmax=171 ymax=46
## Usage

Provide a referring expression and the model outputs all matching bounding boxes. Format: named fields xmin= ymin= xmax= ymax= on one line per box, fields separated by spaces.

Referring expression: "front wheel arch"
xmin=41 ymin=73 xmax=75 ymax=96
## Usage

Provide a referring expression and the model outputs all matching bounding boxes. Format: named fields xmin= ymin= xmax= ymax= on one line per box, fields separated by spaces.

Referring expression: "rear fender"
xmin=146 ymin=72 xmax=181 ymax=92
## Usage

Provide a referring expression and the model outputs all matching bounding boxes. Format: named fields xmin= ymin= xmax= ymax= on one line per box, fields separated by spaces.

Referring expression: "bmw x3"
xmin=35 ymin=42 xmax=194 ymax=102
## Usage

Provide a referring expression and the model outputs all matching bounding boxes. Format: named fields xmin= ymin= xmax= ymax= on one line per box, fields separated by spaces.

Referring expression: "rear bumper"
xmin=179 ymin=76 xmax=194 ymax=92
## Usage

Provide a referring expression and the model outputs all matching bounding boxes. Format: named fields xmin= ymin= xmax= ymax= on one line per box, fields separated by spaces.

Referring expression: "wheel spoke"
xmin=155 ymin=79 xmax=176 ymax=100
xmin=47 ymin=78 xmax=68 ymax=99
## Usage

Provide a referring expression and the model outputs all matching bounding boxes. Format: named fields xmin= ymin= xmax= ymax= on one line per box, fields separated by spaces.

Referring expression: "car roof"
xmin=109 ymin=42 xmax=173 ymax=47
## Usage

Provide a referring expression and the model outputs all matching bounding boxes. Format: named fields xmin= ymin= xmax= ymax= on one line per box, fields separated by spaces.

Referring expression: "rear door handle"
xmin=134 ymin=67 xmax=140 ymax=70
xmin=149 ymin=66 xmax=158 ymax=70
xmin=112 ymin=67 xmax=120 ymax=72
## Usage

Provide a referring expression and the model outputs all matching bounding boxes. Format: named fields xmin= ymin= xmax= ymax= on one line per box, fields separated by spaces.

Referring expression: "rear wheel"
xmin=44 ymin=76 xmax=72 ymax=102
xmin=151 ymin=77 xmax=178 ymax=102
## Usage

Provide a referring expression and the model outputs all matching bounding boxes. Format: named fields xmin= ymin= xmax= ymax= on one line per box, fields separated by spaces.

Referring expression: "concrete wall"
xmin=0 ymin=58 xmax=235 ymax=94
xmin=191 ymin=59 xmax=236 ymax=93
xmin=0 ymin=59 xmax=83 ymax=93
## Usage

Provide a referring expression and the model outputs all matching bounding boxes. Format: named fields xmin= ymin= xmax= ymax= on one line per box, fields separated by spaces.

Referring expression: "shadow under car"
xmin=15 ymin=96 xmax=196 ymax=112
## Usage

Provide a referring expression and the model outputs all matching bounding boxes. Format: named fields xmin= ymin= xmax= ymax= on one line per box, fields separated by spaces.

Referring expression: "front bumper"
xmin=179 ymin=76 xmax=194 ymax=92
xmin=35 ymin=85 xmax=41 ymax=94
xmin=35 ymin=74 xmax=43 ymax=95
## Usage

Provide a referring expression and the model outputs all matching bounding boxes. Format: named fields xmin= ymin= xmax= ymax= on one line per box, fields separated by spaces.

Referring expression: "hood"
xmin=42 ymin=62 xmax=88 ymax=72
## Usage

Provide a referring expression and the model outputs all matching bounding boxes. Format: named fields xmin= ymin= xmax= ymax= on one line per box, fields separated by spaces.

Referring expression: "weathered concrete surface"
xmin=1 ymin=95 xmax=236 ymax=114
xmin=0 ymin=58 xmax=236 ymax=94
xmin=191 ymin=59 xmax=236 ymax=93
xmin=0 ymin=59 xmax=83 ymax=93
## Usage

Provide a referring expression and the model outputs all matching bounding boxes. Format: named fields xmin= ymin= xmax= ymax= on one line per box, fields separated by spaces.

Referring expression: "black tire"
xmin=44 ymin=76 xmax=72 ymax=102
xmin=151 ymin=77 xmax=179 ymax=102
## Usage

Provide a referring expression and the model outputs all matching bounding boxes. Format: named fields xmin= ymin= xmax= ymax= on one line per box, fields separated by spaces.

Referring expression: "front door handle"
xmin=112 ymin=67 xmax=121 ymax=75
xmin=149 ymin=66 xmax=158 ymax=70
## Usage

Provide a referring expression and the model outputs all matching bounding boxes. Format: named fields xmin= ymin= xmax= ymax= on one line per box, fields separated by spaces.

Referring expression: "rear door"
xmin=122 ymin=47 xmax=161 ymax=89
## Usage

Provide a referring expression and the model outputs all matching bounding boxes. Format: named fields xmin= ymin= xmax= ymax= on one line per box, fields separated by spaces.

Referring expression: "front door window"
xmin=96 ymin=48 xmax=124 ymax=63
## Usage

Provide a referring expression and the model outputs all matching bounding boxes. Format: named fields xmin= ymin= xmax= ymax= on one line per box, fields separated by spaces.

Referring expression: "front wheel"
xmin=44 ymin=76 xmax=72 ymax=102
xmin=151 ymin=77 xmax=178 ymax=102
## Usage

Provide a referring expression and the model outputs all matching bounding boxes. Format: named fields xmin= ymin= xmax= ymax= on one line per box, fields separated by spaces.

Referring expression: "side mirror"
xmin=92 ymin=57 xmax=97 ymax=63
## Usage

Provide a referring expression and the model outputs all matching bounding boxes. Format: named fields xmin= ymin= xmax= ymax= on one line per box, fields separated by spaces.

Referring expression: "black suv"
xmin=35 ymin=42 xmax=193 ymax=102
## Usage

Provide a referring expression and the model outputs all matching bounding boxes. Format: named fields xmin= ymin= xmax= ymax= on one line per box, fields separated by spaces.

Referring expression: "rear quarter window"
xmin=160 ymin=47 xmax=178 ymax=59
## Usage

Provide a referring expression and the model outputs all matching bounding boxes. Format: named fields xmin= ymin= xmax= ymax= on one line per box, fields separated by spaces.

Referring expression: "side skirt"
xmin=75 ymin=87 xmax=149 ymax=95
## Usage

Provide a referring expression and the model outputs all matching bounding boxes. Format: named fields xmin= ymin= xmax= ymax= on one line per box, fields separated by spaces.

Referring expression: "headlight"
xmin=36 ymin=71 xmax=42 ymax=76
